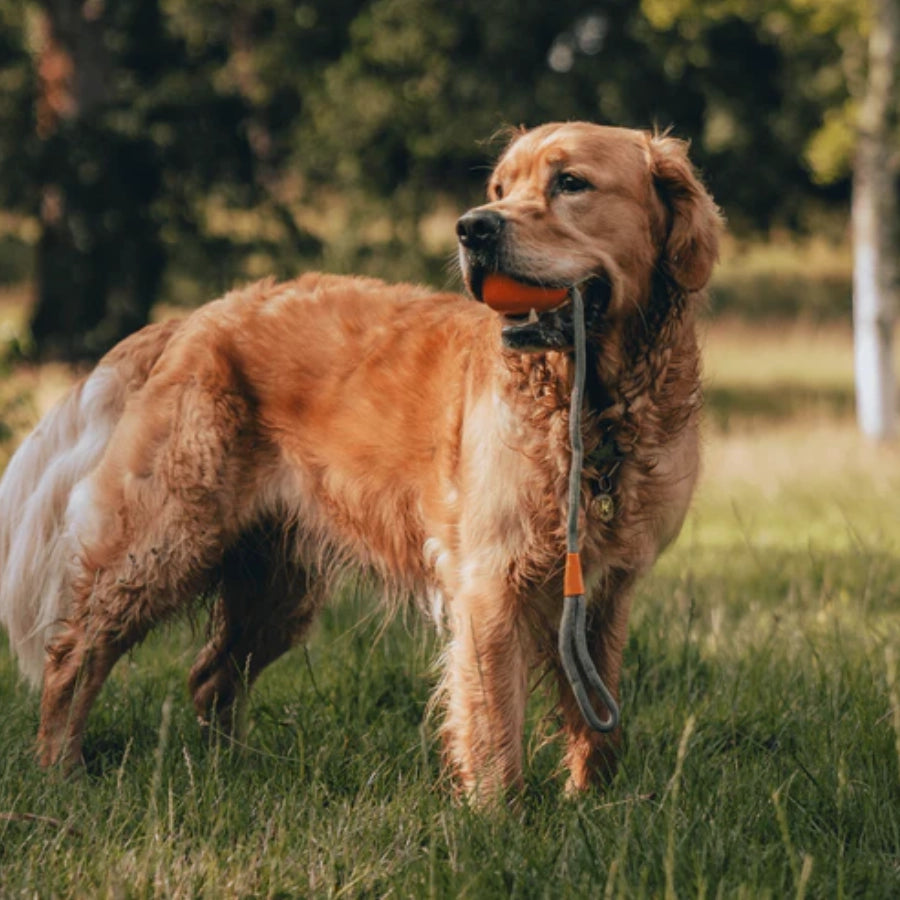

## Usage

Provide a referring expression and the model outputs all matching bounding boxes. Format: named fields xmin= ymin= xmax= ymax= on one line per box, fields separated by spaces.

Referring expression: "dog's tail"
xmin=0 ymin=320 xmax=180 ymax=687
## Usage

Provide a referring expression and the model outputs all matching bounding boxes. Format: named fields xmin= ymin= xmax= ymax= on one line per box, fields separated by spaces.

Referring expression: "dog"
xmin=0 ymin=122 xmax=719 ymax=801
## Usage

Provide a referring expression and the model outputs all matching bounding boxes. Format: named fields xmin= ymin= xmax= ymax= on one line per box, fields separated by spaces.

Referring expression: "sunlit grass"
xmin=0 ymin=284 xmax=29 ymax=343
xmin=710 ymin=233 xmax=853 ymax=320
xmin=703 ymin=318 xmax=856 ymax=389
xmin=702 ymin=317 xmax=900 ymax=430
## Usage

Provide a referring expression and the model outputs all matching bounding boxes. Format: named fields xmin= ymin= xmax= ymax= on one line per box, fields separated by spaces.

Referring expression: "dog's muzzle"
xmin=456 ymin=208 xmax=611 ymax=353
xmin=456 ymin=217 xmax=609 ymax=352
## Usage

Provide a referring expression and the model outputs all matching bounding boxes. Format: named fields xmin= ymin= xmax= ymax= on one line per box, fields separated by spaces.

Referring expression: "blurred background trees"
xmin=0 ymin=0 xmax=895 ymax=370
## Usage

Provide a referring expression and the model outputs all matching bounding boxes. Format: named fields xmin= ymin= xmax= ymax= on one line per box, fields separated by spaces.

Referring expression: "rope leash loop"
xmin=558 ymin=285 xmax=620 ymax=734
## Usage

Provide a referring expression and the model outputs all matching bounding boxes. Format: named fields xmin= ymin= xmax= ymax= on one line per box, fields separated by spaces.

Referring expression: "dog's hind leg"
xmin=37 ymin=553 xmax=219 ymax=771
xmin=559 ymin=578 xmax=634 ymax=793
xmin=36 ymin=372 xmax=255 ymax=770
xmin=36 ymin=472 xmax=232 ymax=770
xmin=38 ymin=596 xmax=149 ymax=771
xmin=189 ymin=524 xmax=318 ymax=732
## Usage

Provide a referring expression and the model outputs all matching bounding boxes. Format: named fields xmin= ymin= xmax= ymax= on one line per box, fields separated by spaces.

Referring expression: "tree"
xmin=19 ymin=0 xmax=343 ymax=360
xmin=303 ymin=0 xmax=847 ymax=274
xmin=852 ymin=0 xmax=898 ymax=439
xmin=29 ymin=0 xmax=167 ymax=358
xmin=0 ymin=0 xmax=891 ymax=359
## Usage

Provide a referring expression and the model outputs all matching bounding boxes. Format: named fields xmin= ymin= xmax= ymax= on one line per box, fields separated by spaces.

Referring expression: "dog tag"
xmin=590 ymin=493 xmax=615 ymax=523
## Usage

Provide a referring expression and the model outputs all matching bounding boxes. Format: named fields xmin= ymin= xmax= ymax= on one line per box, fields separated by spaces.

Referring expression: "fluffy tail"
xmin=0 ymin=320 xmax=180 ymax=686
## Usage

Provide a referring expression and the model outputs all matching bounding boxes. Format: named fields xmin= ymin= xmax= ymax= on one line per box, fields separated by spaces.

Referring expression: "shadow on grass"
xmin=706 ymin=382 xmax=855 ymax=429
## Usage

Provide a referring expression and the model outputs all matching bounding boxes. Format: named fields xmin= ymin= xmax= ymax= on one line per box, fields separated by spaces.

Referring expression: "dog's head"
xmin=457 ymin=122 xmax=721 ymax=350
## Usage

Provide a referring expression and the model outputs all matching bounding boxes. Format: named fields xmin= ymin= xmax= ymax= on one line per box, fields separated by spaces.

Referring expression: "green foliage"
xmin=641 ymin=0 xmax=874 ymax=191
xmin=0 ymin=0 xmax=890 ymax=350
xmin=0 ymin=3 xmax=38 ymax=211
xmin=805 ymin=98 xmax=859 ymax=184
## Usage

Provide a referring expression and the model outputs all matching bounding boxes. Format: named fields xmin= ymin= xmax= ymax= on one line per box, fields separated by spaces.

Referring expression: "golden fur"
xmin=0 ymin=123 xmax=720 ymax=801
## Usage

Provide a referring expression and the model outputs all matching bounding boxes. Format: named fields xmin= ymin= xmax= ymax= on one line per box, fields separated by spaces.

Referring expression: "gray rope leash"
xmin=558 ymin=285 xmax=620 ymax=733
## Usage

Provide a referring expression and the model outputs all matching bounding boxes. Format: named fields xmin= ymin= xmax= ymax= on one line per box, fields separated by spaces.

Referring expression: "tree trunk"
xmin=852 ymin=0 xmax=900 ymax=440
xmin=30 ymin=2 xmax=163 ymax=361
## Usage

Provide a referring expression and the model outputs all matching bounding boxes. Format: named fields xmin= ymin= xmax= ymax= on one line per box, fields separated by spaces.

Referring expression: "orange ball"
xmin=481 ymin=274 xmax=569 ymax=315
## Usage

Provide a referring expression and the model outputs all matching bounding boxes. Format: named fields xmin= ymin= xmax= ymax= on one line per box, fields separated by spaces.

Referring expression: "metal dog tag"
xmin=590 ymin=493 xmax=615 ymax=523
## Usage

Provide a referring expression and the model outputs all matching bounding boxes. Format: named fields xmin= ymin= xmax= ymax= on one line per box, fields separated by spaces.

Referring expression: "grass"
xmin=709 ymin=234 xmax=854 ymax=321
xmin=1 ymin=308 xmax=899 ymax=895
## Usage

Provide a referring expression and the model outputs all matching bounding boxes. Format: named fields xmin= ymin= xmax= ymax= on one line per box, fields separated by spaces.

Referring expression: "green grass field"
xmin=1 ymin=318 xmax=898 ymax=898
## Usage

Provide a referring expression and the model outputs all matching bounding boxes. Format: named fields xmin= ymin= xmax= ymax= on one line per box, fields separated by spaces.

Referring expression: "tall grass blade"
xmin=665 ymin=712 xmax=696 ymax=900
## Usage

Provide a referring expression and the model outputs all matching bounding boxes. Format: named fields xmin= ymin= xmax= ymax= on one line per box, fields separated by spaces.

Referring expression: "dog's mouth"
xmin=499 ymin=299 xmax=574 ymax=353
xmin=469 ymin=268 xmax=611 ymax=352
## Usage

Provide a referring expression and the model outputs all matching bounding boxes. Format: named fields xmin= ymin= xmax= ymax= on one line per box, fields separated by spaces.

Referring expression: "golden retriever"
xmin=0 ymin=122 xmax=720 ymax=801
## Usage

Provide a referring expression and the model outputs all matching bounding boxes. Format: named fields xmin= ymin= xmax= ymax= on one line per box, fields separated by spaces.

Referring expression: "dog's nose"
xmin=456 ymin=209 xmax=505 ymax=249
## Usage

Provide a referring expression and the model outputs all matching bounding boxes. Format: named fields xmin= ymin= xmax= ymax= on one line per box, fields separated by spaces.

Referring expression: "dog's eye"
xmin=491 ymin=182 xmax=504 ymax=200
xmin=556 ymin=172 xmax=592 ymax=194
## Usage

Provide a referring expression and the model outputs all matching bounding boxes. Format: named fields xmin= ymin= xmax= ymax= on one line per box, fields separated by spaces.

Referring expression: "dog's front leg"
xmin=441 ymin=587 xmax=530 ymax=804
xmin=559 ymin=580 xmax=634 ymax=793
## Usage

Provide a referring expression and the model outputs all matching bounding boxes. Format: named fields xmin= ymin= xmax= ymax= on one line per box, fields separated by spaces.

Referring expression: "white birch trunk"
xmin=852 ymin=0 xmax=899 ymax=440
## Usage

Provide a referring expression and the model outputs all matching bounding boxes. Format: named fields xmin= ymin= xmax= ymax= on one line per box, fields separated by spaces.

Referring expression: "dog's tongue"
xmin=482 ymin=274 xmax=568 ymax=315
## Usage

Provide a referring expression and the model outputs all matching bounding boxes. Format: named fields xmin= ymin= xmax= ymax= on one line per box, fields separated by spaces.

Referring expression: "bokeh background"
xmin=0 ymin=0 xmax=880 ymax=357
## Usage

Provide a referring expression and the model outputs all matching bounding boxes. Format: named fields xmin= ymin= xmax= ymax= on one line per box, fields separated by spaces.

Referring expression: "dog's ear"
xmin=650 ymin=135 xmax=721 ymax=292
